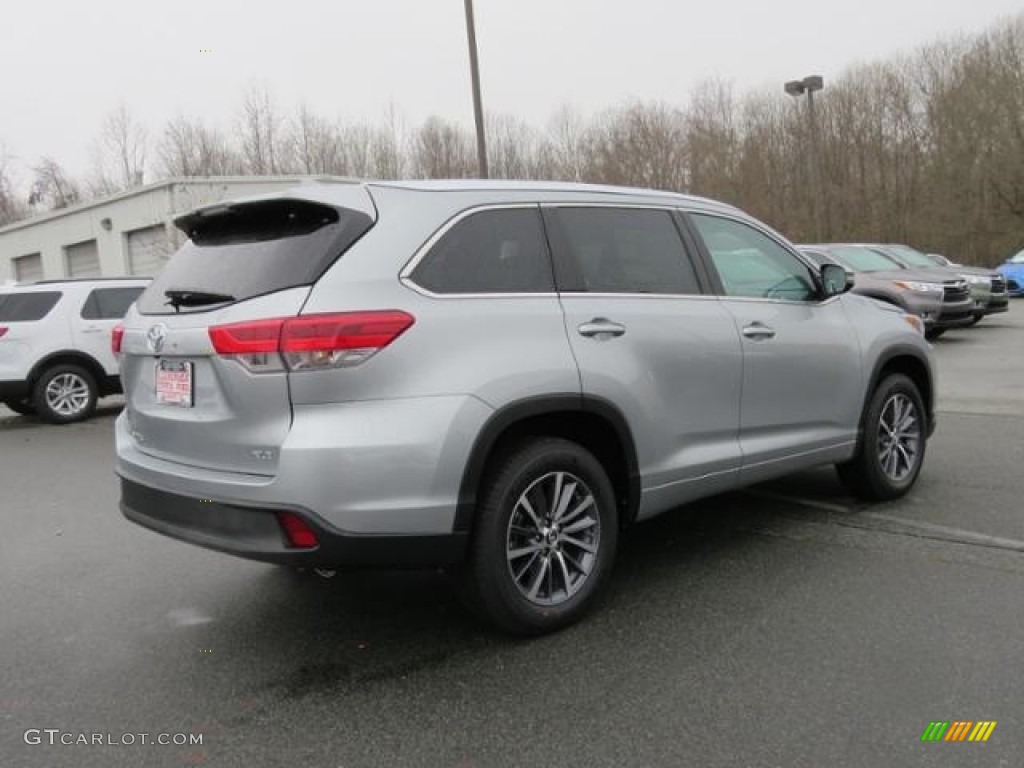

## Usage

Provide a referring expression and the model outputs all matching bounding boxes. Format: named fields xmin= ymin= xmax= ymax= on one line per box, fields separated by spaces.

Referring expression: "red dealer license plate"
xmin=155 ymin=360 xmax=194 ymax=407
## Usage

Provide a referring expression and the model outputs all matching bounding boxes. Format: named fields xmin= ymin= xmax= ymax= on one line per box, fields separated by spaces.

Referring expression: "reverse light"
xmin=111 ymin=325 xmax=124 ymax=357
xmin=276 ymin=512 xmax=319 ymax=549
xmin=208 ymin=311 xmax=414 ymax=373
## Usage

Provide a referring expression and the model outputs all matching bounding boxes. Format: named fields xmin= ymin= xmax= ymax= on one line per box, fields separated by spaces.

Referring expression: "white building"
xmin=0 ymin=176 xmax=320 ymax=283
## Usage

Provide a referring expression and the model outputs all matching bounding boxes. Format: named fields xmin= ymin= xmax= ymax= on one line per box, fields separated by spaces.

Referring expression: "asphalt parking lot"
xmin=2 ymin=309 xmax=1022 ymax=768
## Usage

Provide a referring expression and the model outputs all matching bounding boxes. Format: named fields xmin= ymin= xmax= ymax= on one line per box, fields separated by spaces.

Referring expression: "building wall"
xmin=0 ymin=177 xmax=311 ymax=283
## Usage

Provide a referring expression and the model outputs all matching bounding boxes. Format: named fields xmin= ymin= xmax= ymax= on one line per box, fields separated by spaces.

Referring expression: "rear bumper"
xmin=120 ymin=478 xmax=468 ymax=567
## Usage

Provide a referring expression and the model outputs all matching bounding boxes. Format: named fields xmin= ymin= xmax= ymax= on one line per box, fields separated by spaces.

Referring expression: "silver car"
xmin=116 ymin=180 xmax=936 ymax=634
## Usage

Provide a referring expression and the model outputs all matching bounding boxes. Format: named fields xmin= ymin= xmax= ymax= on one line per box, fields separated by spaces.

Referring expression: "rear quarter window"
xmin=0 ymin=291 xmax=63 ymax=322
xmin=408 ymin=208 xmax=554 ymax=294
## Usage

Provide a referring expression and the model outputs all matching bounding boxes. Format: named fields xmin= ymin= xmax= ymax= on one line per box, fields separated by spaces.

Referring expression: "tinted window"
xmin=691 ymin=214 xmax=817 ymax=301
xmin=0 ymin=291 xmax=62 ymax=322
xmin=410 ymin=208 xmax=553 ymax=294
xmin=828 ymin=246 xmax=901 ymax=273
xmin=81 ymin=287 xmax=145 ymax=320
xmin=550 ymin=208 xmax=700 ymax=294
xmin=137 ymin=200 xmax=373 ymax=315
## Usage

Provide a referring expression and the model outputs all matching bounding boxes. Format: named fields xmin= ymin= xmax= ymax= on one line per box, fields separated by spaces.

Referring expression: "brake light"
xmin=276 ymin=512 xmax=319 ymax=549
xmin=281 ymin=311 xmax=415 ymax=370
xmin=0 ymin=326 xmax=8 ymax=338
xmin=111 ymin=325 xmax=124 ymax=357
xmin=208 ymin=311 xmax=414 ymax=373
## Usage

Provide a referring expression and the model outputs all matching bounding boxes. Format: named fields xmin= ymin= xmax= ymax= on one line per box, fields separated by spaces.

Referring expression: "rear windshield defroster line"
xmin=136 ymin=199 xmax=374 ymax=315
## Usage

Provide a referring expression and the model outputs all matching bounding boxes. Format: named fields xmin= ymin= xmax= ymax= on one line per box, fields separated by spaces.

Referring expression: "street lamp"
xmin=464 ymin=0 xmax=488 ymax=179
xmin=785 ymin=75 xmax=825 ymax=239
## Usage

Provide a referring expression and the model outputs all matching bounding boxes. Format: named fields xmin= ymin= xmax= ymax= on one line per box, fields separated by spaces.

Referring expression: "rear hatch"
xmin=120 ymin=188 xmax=375 ymax=475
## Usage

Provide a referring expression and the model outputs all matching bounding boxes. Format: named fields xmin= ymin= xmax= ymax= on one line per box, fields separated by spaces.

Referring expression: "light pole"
xmin=785 ymin=75 xmax=824 ymax=239
xmin=464 ymin=0 xmax=488 ymax=179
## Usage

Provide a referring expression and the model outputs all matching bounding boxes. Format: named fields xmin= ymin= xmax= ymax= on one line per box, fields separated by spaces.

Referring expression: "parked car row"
xmin=798 ymin=243 xmax=1010 ymax=340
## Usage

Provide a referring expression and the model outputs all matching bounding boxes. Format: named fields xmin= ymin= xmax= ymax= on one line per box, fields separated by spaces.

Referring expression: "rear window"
xmin=136 ymin=199 xmax=373 ymax=315
xmin=0 ymin=291 xmax=63 ymax=322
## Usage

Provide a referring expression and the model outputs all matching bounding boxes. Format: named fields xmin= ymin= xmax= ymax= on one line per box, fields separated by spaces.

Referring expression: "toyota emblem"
xmin=146 ymin=323 xmax=168 ymax=354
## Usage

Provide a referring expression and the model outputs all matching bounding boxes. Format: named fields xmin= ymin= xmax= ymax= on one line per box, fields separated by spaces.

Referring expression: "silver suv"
xmin=116 ymin=180 xmax=936 ymax=634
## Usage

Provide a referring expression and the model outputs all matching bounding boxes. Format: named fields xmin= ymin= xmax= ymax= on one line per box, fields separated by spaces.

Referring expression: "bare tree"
xmin=28 ymin=157 xmax=80 ymax=210
xmin=158 ymin=116 xmax=242 ymax=177
xmin=237 ymin=84 xmax=284 ymax=174
xmin=411 ymin=117 xmax=475 ymax=179
xmin=0 ymin=149 xmax=28 ymax=226
xmin=90 ymin=105 xmax=147 ymax=194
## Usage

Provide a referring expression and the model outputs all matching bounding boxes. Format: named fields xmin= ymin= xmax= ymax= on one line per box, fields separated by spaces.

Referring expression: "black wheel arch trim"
xmin=453 ymin=394 xmax=641 ymax=532
xmin=862 ymin=345 xmax=936 ymax=439
xmin=28 ymin=351 xmax=109 ymax=394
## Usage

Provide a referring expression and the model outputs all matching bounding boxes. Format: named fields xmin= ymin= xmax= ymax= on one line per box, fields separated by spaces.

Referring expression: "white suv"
xmin=0 ymin=278 xmax=149 ymax=423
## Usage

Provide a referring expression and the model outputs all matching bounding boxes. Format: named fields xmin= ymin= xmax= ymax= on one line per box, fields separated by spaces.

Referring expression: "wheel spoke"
xmin=557 ymin=495 xmax=594 ymax=526
xmin=552 ymin=481 xmax=578 ymax=523
xmin=549 ymin=472 xmax=564 ymax=519
xmin=561 ymin=535 xmax=597 ymax=554
xmin=555 ymin=551 xmax=572 ymax=597
xmin=508 ymin=543 xmax=544 ymax=561
xmin=527 ymin=556 xmax=550 ymax=600
xmin=513 ymin=552 xmax=540 ymax=583
xmin=561 ymin=515 xmax=598 ymax=535
xmin=518 ymin=496 xmax=544 ymax=533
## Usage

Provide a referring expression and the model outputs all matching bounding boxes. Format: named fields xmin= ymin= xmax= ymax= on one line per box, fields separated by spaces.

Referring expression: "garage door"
xmin=126 ymin=225 xmax=171 ymax=276
xmin=65 ymin=240 xmax=101 ymax=278
xmin=13 ymin=253 xmax=43 ymax=283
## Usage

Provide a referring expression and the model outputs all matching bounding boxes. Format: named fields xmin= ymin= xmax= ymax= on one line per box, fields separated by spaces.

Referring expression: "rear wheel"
xmin=2 ymin=399 xmax=36 ymax=416
xmin=462 ymin=438 xmax=618 ymax=635
xmin=32 ymin=365 xmax=98 ymax=424
xmin=837 ymin=373 xmax=926 ymax=501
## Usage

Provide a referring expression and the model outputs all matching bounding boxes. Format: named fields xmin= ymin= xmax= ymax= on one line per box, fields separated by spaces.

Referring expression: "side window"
xmin=81 ymin=287 xmax=144 ymax=320
xmin=550 ymin=208 xmax=700 ymax=294
xmin=409 ymin=208 xmax=554 ymax=294
xmin=0 ymin=291 xmax=63 ymax=321
xmin=691 ymin=214 xmax=818 ymax=301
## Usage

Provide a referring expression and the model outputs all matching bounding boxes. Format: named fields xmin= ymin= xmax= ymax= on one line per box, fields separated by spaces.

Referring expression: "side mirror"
xmin=821 ymin=263 xmax=852 ymax=297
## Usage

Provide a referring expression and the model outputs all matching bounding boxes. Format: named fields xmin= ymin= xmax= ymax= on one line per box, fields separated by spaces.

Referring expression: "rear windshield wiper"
xmin=164 ymin=289 xmax=236 ymax=312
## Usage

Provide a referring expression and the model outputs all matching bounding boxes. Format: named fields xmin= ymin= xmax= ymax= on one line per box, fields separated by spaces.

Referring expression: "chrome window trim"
xmin=399 ymin=203 xmax=552 ymax=299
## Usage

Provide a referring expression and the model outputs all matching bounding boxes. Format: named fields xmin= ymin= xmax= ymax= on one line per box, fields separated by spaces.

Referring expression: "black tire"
xmin=32 ymin=364 xmax=98 ymax=424
xmin=836 ymin=373 xmax=927 ymax=501
xmin=2 ymin=399 xmax=37 ymax=416
xmin=966 ymin=313 xmax=983 ymax=326
xmin=924 ymin=327 xmax=945 ymax=341
xmin=462 ymin=438 xmax=618 ymax=635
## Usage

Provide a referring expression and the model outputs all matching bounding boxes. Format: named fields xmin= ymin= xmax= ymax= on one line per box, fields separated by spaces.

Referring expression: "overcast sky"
xmin=1 ymin=0 xmax=1021 ymax=184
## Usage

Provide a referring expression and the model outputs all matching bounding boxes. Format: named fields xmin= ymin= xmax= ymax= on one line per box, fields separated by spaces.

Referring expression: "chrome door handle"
xmin=578 ymin=318 xmax=626 ymax=338
xmin=81 ymin=327 xmax=105 ymax=334
xmin=742 ymin=323 xmax=776 ymax=340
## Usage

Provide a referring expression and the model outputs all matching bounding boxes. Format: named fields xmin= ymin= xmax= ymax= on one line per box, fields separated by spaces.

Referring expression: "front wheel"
xmin=32 ymin=365 xmax=98 ymax=424
xmin=836 ymin=373 xmax=927 ymax=501
xmin=462 ymin=438 xmax=618 ymax=635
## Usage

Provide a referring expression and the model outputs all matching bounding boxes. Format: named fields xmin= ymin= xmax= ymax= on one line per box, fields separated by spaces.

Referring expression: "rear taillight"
xmin=111 ymin=325 xmax=124 ymax=357
xmin=0 ymin=326 xmax=8 ymax=338
xmin=276 ymin=512 xmax=319 ymax=549
xmin=208 ymin=311 xmax=414 ymax=373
